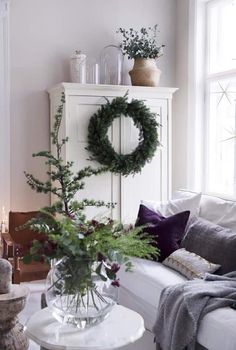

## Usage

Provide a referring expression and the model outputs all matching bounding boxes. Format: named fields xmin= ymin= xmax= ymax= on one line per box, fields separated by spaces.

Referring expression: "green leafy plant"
xmin=117 ymin=24 xmax=165 ymax=60
xmin=24 ymin=93 xmax=109 ymax=221
xmin=23 ymin=93 xmax=159 ymax=293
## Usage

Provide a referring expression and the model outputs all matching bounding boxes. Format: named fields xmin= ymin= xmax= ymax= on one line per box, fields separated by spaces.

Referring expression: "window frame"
xmin=203 ymin=0 xmax=236 ymax=198
xmin=189 ymin=0 xmax=236 ymax=200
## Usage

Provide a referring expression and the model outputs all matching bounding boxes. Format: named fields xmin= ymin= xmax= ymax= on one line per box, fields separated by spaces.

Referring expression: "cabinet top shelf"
xmin=48 ymin=83 xmax=178 ymax=99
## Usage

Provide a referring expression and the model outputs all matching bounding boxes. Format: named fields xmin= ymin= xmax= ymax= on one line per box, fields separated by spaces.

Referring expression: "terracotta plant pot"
xmin=129 ymin=58 xmax=161 ymax=87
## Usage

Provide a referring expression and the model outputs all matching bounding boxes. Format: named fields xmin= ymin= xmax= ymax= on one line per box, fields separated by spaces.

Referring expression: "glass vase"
xmin=45 ymin=257 xmax=117 ymax=329
xmin=86 ymin=58 xmax=100 ymax=84
xmin=100 ymin=45 xmax=123 ymax=85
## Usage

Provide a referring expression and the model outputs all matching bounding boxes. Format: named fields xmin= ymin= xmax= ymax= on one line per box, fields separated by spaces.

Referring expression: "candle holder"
xmin=1 ymin=206 xmax=8 ymax=233
xmin=1 ymin=220 xmax=6 ymax=233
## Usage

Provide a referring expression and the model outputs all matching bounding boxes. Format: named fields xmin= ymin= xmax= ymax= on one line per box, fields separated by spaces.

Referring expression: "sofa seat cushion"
xmin=119 ymin=285 xmax=236 ymax=350
xmin=118 ymin=258 xmax=236 ymax=350
xmin=119 ymin=284 xmax=158 ymax=331
xmin=118 ymin=257 xmax=187 ymax=309
xmin=198 ymin=307 xmax=236 ymax=350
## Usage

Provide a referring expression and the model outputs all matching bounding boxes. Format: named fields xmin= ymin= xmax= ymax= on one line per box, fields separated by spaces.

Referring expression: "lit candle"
xmin=1 ymin=206 xmax=7 ymax=233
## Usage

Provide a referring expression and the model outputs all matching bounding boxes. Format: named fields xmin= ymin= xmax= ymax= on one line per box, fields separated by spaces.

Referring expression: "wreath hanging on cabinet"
xmin=86 ymin=93 xmax=160 ymax=176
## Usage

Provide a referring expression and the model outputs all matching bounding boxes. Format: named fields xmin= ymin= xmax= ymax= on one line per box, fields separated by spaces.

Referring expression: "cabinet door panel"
xmin=120 ymin=99 xmax=168 ymax=224
xmin=66 ymin=96 xmax=120 ymax=220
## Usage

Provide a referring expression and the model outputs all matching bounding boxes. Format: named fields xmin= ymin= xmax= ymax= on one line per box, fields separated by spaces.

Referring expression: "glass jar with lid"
xmin=70 ymin=50 xmax=86 ymax=83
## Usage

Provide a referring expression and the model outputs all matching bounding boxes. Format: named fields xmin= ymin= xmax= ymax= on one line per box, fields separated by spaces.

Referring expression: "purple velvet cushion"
xmin=136 ymin=204 xmax=190 ymax=262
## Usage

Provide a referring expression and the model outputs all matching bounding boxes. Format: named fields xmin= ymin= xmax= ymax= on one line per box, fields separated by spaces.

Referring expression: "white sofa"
xmin=118 ymin=191 xmax=236 ymax=350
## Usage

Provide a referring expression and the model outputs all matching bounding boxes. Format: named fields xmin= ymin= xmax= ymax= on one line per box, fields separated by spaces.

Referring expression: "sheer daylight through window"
xmin=205 ymin=0 xmax=236 ymax=197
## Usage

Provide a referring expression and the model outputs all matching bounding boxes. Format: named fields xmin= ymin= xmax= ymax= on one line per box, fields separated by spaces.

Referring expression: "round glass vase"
xmin=45 ymin=257 xmax=117 ymax=329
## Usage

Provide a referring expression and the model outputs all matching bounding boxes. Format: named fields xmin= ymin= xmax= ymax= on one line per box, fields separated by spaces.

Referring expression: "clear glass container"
xmin=86 ymin=58 xmax=100 ymax=84
xmin=45 ymin=257 xmax=117 ymax=329
xmin=100 ymin=45 xmax=123 ymax=85
xmin=70 ymin=50 xmax=86 ymax=83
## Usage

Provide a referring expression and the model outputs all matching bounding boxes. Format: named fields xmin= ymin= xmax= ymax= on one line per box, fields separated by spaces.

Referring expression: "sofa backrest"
xmin=175 ymin=190 xmax=236 ymax=231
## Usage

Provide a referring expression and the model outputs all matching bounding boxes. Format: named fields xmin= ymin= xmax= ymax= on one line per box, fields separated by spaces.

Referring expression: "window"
xmin=204 ymin=0 xmax=236 ymax=197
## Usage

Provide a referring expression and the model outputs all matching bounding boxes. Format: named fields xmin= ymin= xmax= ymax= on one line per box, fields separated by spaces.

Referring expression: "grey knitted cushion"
xmin=181 ymin=217 xmax=236 ymax=275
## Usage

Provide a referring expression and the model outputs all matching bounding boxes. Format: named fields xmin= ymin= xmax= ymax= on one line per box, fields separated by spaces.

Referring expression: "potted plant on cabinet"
xmin=117 ymin=25 xmax=165 ymax=87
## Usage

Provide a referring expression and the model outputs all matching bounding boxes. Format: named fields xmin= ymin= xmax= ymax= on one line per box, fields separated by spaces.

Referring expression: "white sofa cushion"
xmin=200 ymin=194 xmax=236 ymax=231
xmin=118 ymin=257 xmax=186 ymax=310
xmin=141 ymin=192 xmax=201 ymax=217
xmin=175 ymin=189 xmax=236 ymax=231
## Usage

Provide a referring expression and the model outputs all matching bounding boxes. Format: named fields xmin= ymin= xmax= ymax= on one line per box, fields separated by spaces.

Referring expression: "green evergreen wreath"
xmin=86 ymin=93 xmax=160 ymax=176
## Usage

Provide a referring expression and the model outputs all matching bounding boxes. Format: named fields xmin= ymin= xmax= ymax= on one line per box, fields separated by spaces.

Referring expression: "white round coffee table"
xmin=25 ymin=304 xmax=145 ymax=350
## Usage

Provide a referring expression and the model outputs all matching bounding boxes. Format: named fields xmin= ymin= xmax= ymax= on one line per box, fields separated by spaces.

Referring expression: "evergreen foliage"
xmin=86 ymin=93 xmax=160 ymax=176
xmin=24 ymin=92 xmax=110 ymax=219
xmin=117 ymin=25 xmax=165 ymax=60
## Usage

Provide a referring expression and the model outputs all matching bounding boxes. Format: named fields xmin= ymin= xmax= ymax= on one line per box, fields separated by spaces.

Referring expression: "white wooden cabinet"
xmin=48 ymin=83 xmax=177 ymax=223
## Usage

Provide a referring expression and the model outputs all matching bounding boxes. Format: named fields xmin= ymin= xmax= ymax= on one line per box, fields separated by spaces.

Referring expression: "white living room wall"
xmin=172 ymin=0 xmax=190 ymax=192
xmin=10 ymin=0 xmax=177 ymax=211
xmin=0 ymin=0 xmax=10 ymax=219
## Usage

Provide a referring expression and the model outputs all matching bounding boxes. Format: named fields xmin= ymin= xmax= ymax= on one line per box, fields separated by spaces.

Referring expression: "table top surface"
xmin=25 ymin=305 xmax=145 ymax=350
